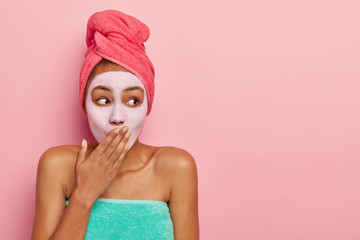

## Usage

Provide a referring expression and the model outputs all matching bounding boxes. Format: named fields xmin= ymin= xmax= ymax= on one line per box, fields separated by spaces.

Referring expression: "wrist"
xmin=71 ymin=188 xmax=97 ymax=209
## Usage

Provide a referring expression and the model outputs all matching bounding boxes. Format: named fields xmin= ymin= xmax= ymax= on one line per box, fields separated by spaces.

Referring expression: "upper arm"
xmin=166 ymin=148 xmax=199 ymax=240
xmin=31 ymin=146 xmax=71 ymax=240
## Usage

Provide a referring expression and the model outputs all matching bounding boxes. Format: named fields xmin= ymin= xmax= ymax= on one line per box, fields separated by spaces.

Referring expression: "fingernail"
xmin=122 ymin=125 xmax=129 ymax=132
xmin=115 ymin=127 xmax=121 ymax=134
xmin=81 ymin=139 xmax=86 ymax=148
xmin=125 ymin=144 xmax=129 ymax=150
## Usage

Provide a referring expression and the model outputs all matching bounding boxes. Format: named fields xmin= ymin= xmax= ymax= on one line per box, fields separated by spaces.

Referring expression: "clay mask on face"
xmin=85 ymin=71 xmax=148 ymax=149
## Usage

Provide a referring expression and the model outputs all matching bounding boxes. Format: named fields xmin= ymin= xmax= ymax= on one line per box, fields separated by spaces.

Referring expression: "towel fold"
xmin=79 ymin=9 xmax=155 ymax=115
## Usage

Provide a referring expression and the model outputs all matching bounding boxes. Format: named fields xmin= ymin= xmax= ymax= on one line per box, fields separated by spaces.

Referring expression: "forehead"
xmin=89 ymin=71 xmax=145 ymax=90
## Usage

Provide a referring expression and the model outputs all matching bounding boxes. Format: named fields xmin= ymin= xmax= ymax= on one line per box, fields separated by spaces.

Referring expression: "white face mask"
xmin=85 ymin=71 xmax=148 ymax=149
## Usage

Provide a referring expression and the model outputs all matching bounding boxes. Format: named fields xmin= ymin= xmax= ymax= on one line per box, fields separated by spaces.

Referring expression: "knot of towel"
xmin=79 ymin=9 xmax=155 ymax=116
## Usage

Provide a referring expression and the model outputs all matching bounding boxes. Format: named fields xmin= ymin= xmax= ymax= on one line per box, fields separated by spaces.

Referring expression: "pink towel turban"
xmin=79 ymin=9 xmax=155 ymax=116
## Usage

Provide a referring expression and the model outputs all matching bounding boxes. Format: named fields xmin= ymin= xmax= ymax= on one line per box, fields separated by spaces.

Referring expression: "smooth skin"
xmin=31 ymin=64 xmax=199 ymax=240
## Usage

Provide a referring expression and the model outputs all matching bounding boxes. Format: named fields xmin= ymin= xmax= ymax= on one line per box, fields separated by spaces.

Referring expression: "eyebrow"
xmin=124 ymin=86 xmax=144 ymax=93
xmin=92 ymin=85 xmax=144 ymax=93
xmin=93 ymin=86 xmax=111 ymax=92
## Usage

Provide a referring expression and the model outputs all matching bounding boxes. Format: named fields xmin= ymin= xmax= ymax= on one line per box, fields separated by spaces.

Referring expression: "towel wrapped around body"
xmin=65 ymin=198 xmax=174 ymax=240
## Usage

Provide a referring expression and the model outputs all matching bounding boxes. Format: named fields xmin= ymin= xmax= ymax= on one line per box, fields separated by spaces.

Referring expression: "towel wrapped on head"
xmin=79 ymin=9 xmax=155 ymax=116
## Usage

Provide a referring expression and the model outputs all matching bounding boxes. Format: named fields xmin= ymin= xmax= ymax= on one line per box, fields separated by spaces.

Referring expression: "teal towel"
xmin=65 ymin=198 xmax=174 ymax=240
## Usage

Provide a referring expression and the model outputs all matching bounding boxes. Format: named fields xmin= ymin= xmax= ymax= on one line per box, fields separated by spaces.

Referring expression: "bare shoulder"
xmin=38 ymin=145 xmax=78 ymax=168
xmin=37 ymin=145 xmax=79 ymax=185
xmin=40 ymin=144 xmax=79 ymax=158
xmin=152 ymin=146 xmax=197 ymax=177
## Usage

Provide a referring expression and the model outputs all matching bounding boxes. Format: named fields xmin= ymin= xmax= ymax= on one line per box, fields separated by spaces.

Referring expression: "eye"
xmin=96 ymin=97 xmax=110 ymax=105
xmin=128 ymin=98 xmax=139 ymax=106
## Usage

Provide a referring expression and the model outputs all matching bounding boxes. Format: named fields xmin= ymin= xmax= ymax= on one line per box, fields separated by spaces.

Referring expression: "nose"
xmin=109 ymin=100 xmax=126 ymax=126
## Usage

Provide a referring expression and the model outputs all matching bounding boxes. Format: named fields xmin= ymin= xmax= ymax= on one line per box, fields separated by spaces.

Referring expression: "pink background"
xmin=1 ymin=0 xmax=359 ymax=239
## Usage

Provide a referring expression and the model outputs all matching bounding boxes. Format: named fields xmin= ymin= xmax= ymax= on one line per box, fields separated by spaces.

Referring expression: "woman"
xmin=31 ymin=9 xmax=199 ymax=240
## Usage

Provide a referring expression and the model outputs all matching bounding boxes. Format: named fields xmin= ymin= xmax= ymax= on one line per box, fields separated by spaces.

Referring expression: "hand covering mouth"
xmin=105 ymin=126 xmax=124 ymax=136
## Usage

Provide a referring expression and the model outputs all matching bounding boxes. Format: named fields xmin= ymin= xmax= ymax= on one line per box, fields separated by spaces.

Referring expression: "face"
xmin=85 ymin=70 xmax=148 ymax=149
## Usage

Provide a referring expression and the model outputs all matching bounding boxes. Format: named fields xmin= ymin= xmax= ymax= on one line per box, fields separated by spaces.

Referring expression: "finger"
xmin=108 ymin=130 xmax=131 ymax=164
xmin=112 ymin=142 xmax=130 ymax=169
xmin=102 ymin=125 xmax=129 ymax=159
xmin=94 ymin=127 xmax=123 ymax=156
xmin=76 ymin=139 xmax=87 ymax=167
